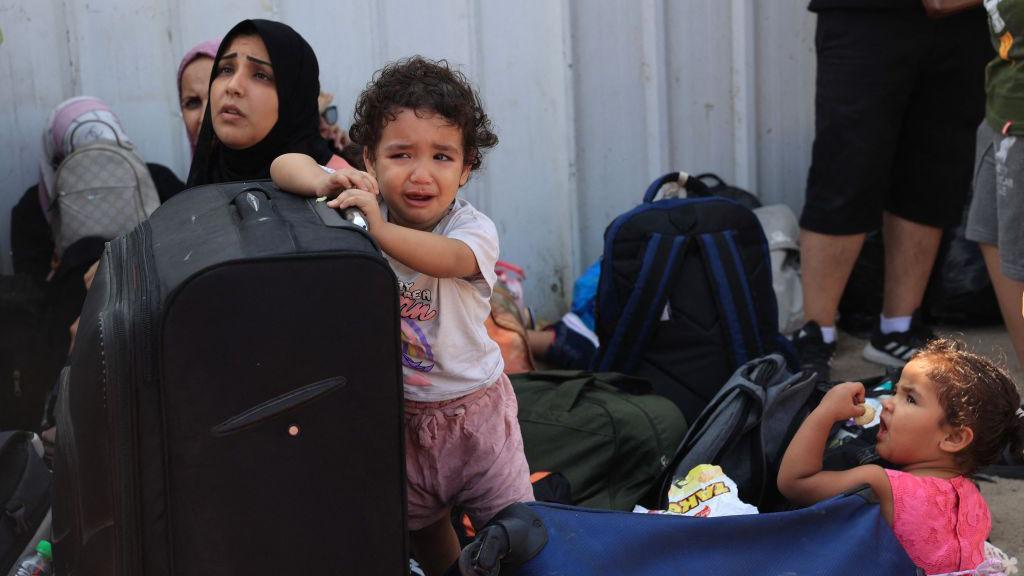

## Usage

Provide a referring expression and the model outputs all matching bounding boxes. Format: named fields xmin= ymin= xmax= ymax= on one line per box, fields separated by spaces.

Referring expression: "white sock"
xmin=820 ymin=325 xmax=837 ymax=344
xmin=880 ymin=314 xmax=912 ymax=334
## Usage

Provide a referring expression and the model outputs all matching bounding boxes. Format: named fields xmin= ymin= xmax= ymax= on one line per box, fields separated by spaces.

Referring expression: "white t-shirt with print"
xmin=381 ymin=197 xmax=504 ymax=402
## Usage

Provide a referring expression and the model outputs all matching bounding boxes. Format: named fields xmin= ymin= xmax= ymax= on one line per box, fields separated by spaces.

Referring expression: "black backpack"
xmin=658 ymin=354 xmax=818 ymax=512
xmin=592 ymin=171 xmax=795 ymax=424
xmin=692 ymin=173 xmax=761 ymax=211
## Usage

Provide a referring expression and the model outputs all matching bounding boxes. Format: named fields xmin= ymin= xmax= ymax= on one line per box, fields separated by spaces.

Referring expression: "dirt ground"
xmin=831 ymin=325 xmax=1024 ymax=562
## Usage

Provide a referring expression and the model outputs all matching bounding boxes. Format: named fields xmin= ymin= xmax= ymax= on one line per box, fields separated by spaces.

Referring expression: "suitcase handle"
xmin=310 ymin=197 xmax=368 ymax=230
xmin=232 ymin=186 xmax=299 ymax=254
xmin=642 ymin=172 xmax=712 ymax=203
xmin=233 ymin=187 xmax=272 ymax=222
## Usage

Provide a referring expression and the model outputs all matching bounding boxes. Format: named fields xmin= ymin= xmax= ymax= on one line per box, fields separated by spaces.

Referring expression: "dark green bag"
xmin=512 ymin=370 xmax=687 ymax=511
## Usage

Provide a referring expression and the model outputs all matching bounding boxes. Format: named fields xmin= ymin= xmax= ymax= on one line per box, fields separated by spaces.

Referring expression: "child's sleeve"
xmin=446 ymin=209 xmax=499 ymax=297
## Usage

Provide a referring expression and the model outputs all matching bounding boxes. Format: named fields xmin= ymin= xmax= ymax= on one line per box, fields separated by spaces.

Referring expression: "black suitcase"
xmin=52 ymin=181 xmax=407 ymax=575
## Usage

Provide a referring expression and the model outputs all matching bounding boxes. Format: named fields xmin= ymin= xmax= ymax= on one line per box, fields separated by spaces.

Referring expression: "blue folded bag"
xmin=507 ymin=488 xmax=919 ymax=576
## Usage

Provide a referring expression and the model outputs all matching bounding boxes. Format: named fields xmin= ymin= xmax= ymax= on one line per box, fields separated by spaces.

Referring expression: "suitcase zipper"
xmin=127 ymin=220 xmax=159 ymax=574
xmin=109 ymin=235 xmax=139 ymax=575
xmin=106 ymin=224 xmax=154 ymax=576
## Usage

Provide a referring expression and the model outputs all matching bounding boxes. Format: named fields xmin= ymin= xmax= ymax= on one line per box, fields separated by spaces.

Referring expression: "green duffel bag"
xmin=511 ymin=370 xmax=687 ymax=511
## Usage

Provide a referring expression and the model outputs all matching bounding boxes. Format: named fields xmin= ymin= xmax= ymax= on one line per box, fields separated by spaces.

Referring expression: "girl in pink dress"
xmin=779 ymin=338 xmax=1024 ymax=575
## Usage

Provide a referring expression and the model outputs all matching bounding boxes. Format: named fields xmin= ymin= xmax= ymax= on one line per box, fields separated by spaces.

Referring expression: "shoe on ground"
xmin=862 ymin=311 xmax=934 ymax=368
xmin=793 ymin=321 xmax=837 ymax=383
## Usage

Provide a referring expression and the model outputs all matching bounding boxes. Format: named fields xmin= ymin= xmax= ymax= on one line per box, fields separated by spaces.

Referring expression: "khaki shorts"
xmin=404 ymin=373 xmax=534 ymax=531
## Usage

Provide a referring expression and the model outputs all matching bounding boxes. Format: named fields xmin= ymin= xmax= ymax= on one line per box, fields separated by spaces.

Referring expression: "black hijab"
xmin=186 ymin=19 xmax=332 ymax=186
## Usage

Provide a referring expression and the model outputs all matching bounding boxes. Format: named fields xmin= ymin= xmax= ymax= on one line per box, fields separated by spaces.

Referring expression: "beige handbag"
xmin=921 ymin=0 xmax=982 ymax=18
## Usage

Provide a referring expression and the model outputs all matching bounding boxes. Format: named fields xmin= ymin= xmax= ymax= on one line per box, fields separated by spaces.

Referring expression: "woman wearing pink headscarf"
xmin=177 ymin=38 xmax=220 ymax=153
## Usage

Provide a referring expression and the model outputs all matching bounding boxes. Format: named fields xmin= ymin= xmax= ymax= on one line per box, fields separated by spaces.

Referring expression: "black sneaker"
xmin=793 ymin=321 xmax=837 ymax=383
xmin=862 ymin=311 xmax=934 ymax=368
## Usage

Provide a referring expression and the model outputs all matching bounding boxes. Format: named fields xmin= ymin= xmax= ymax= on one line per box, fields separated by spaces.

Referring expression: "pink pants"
xmin=404 ymin=373 xmax=534 ymax=531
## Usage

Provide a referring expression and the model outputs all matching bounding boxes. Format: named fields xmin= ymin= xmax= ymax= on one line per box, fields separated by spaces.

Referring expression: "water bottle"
xmin=14 ymin=540 xmax=52 ymax=576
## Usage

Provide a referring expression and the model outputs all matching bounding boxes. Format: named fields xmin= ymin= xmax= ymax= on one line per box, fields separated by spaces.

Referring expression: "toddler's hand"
xmin=328 ymin=188 xmax=382 ymax=228
xmin=315 ymin=168 xmax=378 ymax=199
xmin=817 ymin=381 xmax=866 ymax=423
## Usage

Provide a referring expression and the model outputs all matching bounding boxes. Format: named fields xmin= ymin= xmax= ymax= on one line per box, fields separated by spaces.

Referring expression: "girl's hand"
xmin=817 ymin=381 xmax=867 ymax=422
xmin=314 ymin=168 xmax=378 ymax=199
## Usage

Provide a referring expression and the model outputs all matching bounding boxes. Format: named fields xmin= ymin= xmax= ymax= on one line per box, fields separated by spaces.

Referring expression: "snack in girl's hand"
xmin=854 ymin=403 xmax=875 ymax=426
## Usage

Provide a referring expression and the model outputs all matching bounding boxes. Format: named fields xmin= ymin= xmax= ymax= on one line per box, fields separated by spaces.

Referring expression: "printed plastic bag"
xmin=635 ymin=464 xmax=759 ymax=518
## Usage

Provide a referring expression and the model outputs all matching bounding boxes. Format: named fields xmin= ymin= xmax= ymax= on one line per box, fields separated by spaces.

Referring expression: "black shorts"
xmin=800 ymin=8 xmax=990 ymax=235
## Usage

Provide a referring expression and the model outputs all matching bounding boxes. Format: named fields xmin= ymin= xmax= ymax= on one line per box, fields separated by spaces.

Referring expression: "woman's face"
xmin=180 ymin=56 xmax=213 ymax=147
xmin=209 ymin=35 xmax=278 ymax=149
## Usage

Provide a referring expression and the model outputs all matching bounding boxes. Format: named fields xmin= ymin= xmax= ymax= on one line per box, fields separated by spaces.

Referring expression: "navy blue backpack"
xmin=592 ymin=172 xmax=795 ymax=424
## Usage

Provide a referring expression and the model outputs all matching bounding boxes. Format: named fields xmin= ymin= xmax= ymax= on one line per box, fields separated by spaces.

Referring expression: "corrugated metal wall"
xmin=0 ymin=0 xmax=816 ymax=318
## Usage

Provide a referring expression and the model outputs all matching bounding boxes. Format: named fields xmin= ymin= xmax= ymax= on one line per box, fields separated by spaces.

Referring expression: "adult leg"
xmin=797 ymin=230 xmax=863 ymax=383
xmin=980 ymin=243 xmax=1024 ymax=367
xmin=799 ymin=9 xmax=919 ymax=328
xmin=862 ymin=212 xmax=943 ymax=366
xmin=795 ymin=9 xmax=917 ymax=380
xmin=864 ymin=8 xmax=990 ymax=366
xmin=800 ymin=229 xmax=866 ymax=328
xmin=410 ymin=513 xmax=461 ymax=576
xmin=880 ymin=212 xmax=943 ymax=319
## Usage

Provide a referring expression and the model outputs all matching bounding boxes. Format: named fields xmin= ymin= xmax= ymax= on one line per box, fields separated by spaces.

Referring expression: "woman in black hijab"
xmin=187 ymin=19 xmax=350 ymax=186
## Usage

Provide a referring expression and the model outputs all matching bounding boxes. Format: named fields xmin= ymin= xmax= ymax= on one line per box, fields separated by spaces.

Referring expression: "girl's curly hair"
xmin=915 ymin=338 xmax=1023 ymax=473
xmin=348 ymin=56 xmax=497 ymax=171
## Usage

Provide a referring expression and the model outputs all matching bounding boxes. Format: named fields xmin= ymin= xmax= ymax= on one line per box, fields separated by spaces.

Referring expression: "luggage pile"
xmin=4 ymin=172 xmax=930 ymax=575
xmin=513 ymin=172 xmax=803 ymax=513
xmin=458 ymin=172 xmax=923 ymax=575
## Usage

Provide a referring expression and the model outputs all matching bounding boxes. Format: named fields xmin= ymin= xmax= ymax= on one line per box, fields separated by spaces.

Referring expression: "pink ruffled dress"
xmin=885 ymin=469 xmax=992 ymax=575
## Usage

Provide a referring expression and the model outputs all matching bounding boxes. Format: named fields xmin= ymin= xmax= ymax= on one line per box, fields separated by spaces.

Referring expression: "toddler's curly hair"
xmin=915 ymin=338 xmax=1023 ymax=473
xmin=348 ymin=56 xmax=497 ymax=171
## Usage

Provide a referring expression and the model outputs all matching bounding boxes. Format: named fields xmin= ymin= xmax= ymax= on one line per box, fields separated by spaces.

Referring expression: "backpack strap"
xmin=722 ymin=229 xmax=765 ymax=354
xmin=596 ymin=233 xmax=688 ymax=373
xmin=658 ymin=380 xmax=762 ymax=507
xmin=696 ymin=232 xmax=765 ymax=367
